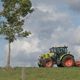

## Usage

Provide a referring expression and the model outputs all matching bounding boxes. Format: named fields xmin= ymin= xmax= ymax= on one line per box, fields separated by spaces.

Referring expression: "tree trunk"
xmin=6 ymin=41 xmax=11 ymax=67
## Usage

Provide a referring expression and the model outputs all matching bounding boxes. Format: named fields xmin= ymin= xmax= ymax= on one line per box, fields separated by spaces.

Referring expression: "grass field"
xmin=0 ymin=67 xmax=80 ymax=80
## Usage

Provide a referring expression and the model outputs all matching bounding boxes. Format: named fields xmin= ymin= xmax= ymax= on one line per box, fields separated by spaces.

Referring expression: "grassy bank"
xmin=0 ymin=67 xmax=80 ymax=80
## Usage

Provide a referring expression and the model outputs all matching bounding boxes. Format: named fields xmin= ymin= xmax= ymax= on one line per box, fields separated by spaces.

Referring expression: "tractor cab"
xmin=49 ymin=46 xmax=68 ymax=57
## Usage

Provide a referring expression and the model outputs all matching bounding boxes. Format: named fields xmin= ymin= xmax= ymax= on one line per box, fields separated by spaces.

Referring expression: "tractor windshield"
xmin=50 ymin=46 xmax=67 ymax=54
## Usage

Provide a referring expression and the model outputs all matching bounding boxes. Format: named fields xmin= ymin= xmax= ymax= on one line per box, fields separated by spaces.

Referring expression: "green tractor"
xmin=38 ymin=46 xmax=75 ymax=67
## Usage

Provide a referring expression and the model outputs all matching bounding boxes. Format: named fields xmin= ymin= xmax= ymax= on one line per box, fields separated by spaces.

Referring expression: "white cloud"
xmin=36 ymin=4 xmax=56 ymax=13
xmin=35 ymin=4 xmax=69 ymax=22
xmin=73 ymin=46 xmax=80 ymax=59
xmin=51 ymin=26 xmax=80 ymax=45
xmin=11 ymin=37 xmax=40 ymax=57
xmin=63 ymin=0 xmax=80 ymax=12
xmin=64 ymin=0 xmax=80 ymax=4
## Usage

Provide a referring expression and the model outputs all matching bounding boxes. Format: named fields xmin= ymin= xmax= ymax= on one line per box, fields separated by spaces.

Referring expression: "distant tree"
xmin=0 ymin=0 xmax=33 ymax=67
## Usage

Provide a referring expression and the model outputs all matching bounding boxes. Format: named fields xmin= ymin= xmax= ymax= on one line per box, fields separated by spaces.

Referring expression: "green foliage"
xmin=0 ymin=0 xmax=33 ymax=43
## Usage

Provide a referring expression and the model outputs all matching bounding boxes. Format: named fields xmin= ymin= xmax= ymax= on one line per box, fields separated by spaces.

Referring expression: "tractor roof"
xmin=51 ymin=46 xmax=68 ymax=48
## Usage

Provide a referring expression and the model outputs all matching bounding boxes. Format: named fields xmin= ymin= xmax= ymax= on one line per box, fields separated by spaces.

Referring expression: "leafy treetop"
xmin=0 ymin=0 xmax=33 ymax=43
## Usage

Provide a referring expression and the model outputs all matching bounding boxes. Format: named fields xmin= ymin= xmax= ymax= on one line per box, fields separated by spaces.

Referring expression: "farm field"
xmin=0 ymin=67 xmax=80 ymax=80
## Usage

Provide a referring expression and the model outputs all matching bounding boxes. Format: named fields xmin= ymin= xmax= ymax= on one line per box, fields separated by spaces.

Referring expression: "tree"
xmin=0 ymin=0 xmax=33 ymax=67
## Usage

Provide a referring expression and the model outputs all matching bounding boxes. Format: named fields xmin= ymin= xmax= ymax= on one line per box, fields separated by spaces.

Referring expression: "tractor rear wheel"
xmin=61 ymin=54 xmax=75 ymax=67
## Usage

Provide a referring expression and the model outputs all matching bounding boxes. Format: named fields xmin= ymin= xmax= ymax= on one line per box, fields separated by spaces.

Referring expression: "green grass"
xmin=0 ymin=67 xmax=80 ymax=80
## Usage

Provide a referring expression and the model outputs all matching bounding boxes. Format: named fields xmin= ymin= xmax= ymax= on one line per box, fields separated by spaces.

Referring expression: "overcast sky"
xmin=0 ymin=0 xmax=80 ymax=67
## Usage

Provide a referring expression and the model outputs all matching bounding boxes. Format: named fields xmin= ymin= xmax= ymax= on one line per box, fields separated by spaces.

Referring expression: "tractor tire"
xmin=43 ymin=58 xmax=54 ymax=67
xmin=61 ymin=54 xmax=75 ymax=67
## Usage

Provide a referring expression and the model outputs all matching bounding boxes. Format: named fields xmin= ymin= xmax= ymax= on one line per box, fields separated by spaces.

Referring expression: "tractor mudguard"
xmin=60 ymin=54 xmax=74 ymax=61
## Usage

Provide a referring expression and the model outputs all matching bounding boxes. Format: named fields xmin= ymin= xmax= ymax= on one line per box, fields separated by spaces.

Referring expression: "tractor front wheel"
xmin=44 ymin=58 xmax=54 ymax=67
